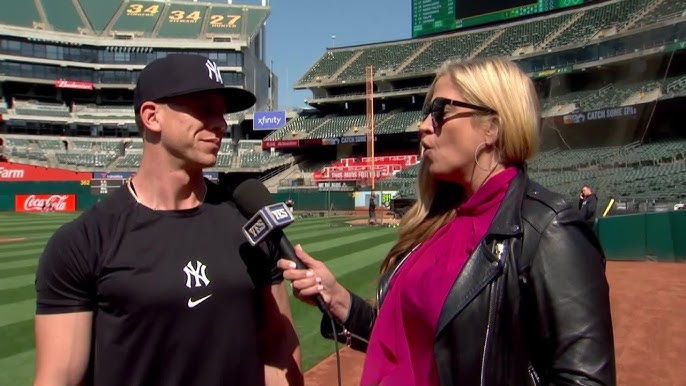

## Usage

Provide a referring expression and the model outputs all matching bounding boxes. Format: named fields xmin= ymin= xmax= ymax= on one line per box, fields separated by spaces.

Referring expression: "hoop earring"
xmin=474 ymin=142 xmax=501 ymax=172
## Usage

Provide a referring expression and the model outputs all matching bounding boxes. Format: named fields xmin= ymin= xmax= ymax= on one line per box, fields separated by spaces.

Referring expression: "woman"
xmin=278 ymin=57 xmax=615 ymax=386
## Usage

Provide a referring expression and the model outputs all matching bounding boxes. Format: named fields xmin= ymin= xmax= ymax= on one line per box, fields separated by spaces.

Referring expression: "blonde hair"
xmin=380 ymin=57 xmax=541 ymax=274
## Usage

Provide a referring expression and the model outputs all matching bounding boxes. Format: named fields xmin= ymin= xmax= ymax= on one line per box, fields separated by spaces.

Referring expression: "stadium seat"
xmin=297 ymin=50 xmax=358 ymax=84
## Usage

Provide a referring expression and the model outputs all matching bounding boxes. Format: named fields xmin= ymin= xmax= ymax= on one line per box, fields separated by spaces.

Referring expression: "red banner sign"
xmin=15 ymin=194 xmax=77 ymax=212
xmin=0 ymin=162 xmax=92 ymax=181
xmin=54 ymin=80 xmax=94 ymax=90
xmin=262 ymin=140 xmax=300 ymax=149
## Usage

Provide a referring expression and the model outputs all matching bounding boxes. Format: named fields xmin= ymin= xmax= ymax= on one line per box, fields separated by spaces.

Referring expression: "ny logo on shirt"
xmin=205 ymin=59 xmax=223 ymax=84
xmin=184 ymin=260 xmax=210 ymax=288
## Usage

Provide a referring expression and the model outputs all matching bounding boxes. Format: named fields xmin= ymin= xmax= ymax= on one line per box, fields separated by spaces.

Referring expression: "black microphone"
xmin=233 ymin=179 xmax=332 ymax=317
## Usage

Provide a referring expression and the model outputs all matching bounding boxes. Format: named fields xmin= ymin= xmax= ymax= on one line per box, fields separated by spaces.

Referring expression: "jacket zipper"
xmin=480 ymin=281 xmax=497 ymax=386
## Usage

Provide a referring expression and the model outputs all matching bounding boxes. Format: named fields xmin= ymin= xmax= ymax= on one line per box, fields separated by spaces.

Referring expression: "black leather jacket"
xmin=321 ymin=167 xmax=616 ymax=386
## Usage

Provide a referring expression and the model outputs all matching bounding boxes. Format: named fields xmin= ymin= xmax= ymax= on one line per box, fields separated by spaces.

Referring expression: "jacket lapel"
xmin=435 ymin=166 xmax=528 ymax=337
xmin=436 ymin=241 xmax=503 ymax=335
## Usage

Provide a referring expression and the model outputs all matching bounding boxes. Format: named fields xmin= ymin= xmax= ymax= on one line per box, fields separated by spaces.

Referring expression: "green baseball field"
xmin=0 ymin=211 xmax=396 ymax=384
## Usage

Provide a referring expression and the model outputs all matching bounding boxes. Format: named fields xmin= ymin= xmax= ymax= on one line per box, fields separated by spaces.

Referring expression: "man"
xmin=579 ymin=184 xmax=598 ymax=228
xmin=286 ymin=196 xmax=294 ymax=214
xmin=33 ymin=54 xmax=302 ymax=386
xmin=368 ymin=194 xmax=376 ymax=224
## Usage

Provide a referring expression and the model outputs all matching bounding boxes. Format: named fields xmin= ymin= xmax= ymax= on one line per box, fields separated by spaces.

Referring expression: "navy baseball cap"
xmin=133 ymin=54 xmax=256 ymax=115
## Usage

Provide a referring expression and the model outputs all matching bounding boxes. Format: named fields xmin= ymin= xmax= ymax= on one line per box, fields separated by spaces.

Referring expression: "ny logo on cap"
xmin=205 ymin=59 xmax=223 ymax=84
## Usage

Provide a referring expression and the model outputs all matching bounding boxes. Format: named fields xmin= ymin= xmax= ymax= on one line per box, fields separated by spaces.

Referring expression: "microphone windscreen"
xmin=233 ymin=178 xmax=273 ymax=217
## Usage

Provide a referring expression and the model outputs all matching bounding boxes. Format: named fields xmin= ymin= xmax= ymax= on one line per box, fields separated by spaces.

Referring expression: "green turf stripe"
xmin=0 ymin=350 xmax=35 ymax=386
xmin=296 ymin=227 xmax=394 ymax=253
xmin=0 ymin=266 xmax=37 ymax=279
xmin=0 ymin=299 xmax=34 ymax=328
xmin=288 ymin=226 xmax=389 ymax=246
xmin=0 ymin=224 xmax=66 ymax=233
xmin=0 ymin=319 xmax=35 ymax=360
xmin=0 ymin=274 xmax=35 ymax=291
xmin=0 ymin=285 xmax=35 ymax=306
xmin=291 ymin=260 xmax=382 ymax=370
xmin=0 ymin=218 xmax=72 ymax=226
xmin=0 ymin=248 xmax=45 ymax=261
xmin=0 ymin=232 xmax=57 ymax=240
xmin=0 ymin=259 xmax=37 ymax=271
xmin=299 ymin=231 xmax=396 ymax=262
xmin=0 ymin=240 xmax=51 ymax=250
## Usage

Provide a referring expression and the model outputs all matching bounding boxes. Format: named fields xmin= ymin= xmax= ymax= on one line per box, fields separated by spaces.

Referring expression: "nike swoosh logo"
xmin=187 ymin=294 xmax=212 ymax=308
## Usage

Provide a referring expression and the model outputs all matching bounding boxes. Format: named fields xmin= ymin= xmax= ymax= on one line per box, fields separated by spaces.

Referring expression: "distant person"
xmin=278 ymin=57 xmax=615 ymax=386
xmin=579 ymin=184 xmax=598 ymax=228
xmin=286 ymin=196 xmax=295 ymax=214
xmin=33 ymin=54 xmax=302 ymax=386
xmin=368 ymin=194 xmax=376 ymax=224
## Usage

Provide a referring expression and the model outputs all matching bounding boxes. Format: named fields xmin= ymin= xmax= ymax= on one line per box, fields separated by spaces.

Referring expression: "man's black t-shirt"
xmin=35 ymin=180 xmax=282 ymax=386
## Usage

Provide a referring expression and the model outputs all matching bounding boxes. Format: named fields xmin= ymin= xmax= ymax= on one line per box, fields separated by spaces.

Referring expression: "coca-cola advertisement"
xmin=15 ymin=194 xmax=77 ymax=212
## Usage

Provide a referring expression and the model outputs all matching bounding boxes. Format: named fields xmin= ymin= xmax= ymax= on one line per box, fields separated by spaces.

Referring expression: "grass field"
xmin=0 ymin=212 xmax=397 ymax=385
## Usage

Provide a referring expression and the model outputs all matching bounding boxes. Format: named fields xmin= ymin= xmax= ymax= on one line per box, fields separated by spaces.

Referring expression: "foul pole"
xmin=366 ymin=65 xmax=375 ymax=190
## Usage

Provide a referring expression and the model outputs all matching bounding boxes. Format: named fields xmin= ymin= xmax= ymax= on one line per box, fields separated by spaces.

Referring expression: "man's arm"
xmin=34 ymin=312 xmax=93 ymax=386
xmin=259 ymin=282 xmax=303 ymax=386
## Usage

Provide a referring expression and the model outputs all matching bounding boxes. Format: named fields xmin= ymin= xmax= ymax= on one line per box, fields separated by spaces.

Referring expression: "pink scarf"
xmin=360 ymin=167 xmax=517 ymax=386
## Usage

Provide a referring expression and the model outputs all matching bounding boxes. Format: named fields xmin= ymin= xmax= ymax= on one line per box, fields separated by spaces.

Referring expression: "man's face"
xmin=582 ymin=187 xmax=591 ymax=197
xmin=155 ymin=91 xmax=227 ymax=169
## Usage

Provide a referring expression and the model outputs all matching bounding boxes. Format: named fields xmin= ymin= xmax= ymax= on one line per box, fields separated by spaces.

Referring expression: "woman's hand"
xmin=277 ymin=244 xmax=352 ymax=323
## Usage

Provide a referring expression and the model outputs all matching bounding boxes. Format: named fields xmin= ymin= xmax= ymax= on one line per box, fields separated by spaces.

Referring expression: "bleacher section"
xmin=479 ymin=12 xmax=574 ymax=57
xmin=0 ymin=0 xmax=268 ymax=42
xmin=336 ymin=40 xmax=426 ymax=82
xmin=365 ymin=141 xmax=685 ymax=201
xmin=0 ymin=134 xmax=293 ymax=171
xmin=401 ymin=30 xmax=494 ymax=75
xmin=73 ymin=104 xmax=134 ymax=120
xmin=635 ymin=0 xmax=686 ymax=28
xmin=297 ymin=0 xmax=685 ymax=85
xmin=11 ymin=100 xmax=71 ymax=118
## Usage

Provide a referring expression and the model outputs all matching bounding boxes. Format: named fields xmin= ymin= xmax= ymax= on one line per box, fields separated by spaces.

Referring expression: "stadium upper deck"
xmin=0 ymin=0 xmax=268 ymax=42
xmin=295 ymin=0 xmax=685 ymax=97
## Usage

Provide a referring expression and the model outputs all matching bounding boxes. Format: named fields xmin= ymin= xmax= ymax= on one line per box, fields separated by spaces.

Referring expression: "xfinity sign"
xmin=253 ymin=111 xmax=286 ymax=131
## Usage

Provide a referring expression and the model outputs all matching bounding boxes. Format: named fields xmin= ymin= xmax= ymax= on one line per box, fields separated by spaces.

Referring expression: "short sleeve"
xmin=35 ymin=220 xmax=97 ymax=314
xmin=239 ymin=237 xmax=284 ymax=288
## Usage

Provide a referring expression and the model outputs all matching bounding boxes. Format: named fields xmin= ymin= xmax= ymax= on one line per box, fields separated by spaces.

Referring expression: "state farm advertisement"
xmin=15 ymin=194 xmax=77 ymax=212
xmin=0 ymin=162 xmax=91 ymax=181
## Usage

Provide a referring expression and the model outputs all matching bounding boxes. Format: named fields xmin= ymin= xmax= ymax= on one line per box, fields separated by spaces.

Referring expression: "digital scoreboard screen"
xmin=412 ymin=0 xmax=594 ymax=38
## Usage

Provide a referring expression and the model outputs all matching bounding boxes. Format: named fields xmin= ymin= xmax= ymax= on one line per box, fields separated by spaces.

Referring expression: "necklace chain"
xmin=126 ymin=177 xmax=207 ymax=209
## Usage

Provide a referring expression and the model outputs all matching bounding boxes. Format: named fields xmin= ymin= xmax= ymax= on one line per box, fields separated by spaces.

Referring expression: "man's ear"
xmin=139 ymin=102 xmax=162 ymax=134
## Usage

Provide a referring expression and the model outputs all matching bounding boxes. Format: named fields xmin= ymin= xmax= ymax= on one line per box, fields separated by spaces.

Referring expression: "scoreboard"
xmin=90 ymin=178 xmax=125 ymax=195
xmin=412 ymin=0 xmax=593 ymax=37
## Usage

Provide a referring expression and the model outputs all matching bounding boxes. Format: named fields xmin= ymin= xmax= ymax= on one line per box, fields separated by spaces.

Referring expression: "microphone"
xmin=233 ymin=179 xmax=332 ymax=317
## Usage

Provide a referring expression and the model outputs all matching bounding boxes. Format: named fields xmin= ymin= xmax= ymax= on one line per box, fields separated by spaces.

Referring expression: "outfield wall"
xmin=596 ymin=210 xmax=686 ymax=262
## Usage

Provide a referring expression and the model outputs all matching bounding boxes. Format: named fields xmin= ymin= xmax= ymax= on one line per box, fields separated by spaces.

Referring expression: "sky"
xmin=238 ymin=0 xmax=412 ymax=110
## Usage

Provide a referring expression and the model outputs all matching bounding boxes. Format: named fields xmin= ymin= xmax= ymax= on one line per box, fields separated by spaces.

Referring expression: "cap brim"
xmin=157 ymin=86 xmax=256 ymax=114
xmin=220 ymin=87 xmax=257 ymax=114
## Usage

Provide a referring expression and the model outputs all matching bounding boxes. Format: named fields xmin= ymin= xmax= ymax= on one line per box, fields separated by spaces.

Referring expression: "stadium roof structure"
xmin=0 ymin=0 xmax=269 ymax=48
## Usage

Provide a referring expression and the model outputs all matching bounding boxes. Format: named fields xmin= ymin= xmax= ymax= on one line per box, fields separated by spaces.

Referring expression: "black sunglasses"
xmin=422 ymin=97 xmax=496 ymax=129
